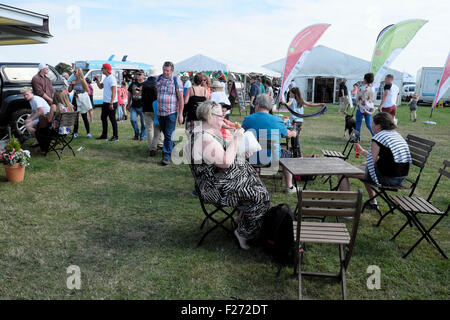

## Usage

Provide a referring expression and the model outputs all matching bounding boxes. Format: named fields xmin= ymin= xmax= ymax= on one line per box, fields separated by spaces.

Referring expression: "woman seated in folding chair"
xmin=51 ymin=90 xmax=74 ymax=134
xmin=189 ymin=100 xmax=270 ymax=250
xmin=339 ymin=112 xmax=411 ymax=210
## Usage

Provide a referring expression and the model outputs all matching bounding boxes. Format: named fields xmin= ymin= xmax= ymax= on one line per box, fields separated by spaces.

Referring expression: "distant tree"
xmin=55 ymin=62 xmax=72 ymax=75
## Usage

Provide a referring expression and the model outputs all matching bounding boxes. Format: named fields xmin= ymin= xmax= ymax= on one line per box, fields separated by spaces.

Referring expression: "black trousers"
xmin=101 ymin=102 xmax=118 ymax=138
xmin=74 ymin=112 xmax=90 ymax=134
xmin=35 ymin=127 xmax=57 ymax=153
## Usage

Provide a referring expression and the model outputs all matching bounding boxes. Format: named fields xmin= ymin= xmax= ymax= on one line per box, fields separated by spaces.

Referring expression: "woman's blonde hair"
xmin=53 ymin=90 xmax=74 ymax=112
xmin=196 ymin=100 xmax=220 ymax=124
xmin=202 ymin=74 xmax=211 ymax=88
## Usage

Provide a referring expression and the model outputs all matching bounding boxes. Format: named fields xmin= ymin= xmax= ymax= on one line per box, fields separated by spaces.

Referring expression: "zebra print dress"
xmin=192 ymin=130 xmax=271 ymax=240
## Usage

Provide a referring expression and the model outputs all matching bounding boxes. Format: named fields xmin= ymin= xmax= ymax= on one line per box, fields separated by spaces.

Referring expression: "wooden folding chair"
xmin=362 ymin=134 xmax=435 ymax=227
xmin=47 ymin=112 xmax=79 ymax=160
xmin=321 ymin=129 xmax=359 ymax=161
xmin=389 ymin=160 xmax=449 ymax=259
xmin=293 ymin=189 xmax=363 ymax=300
xmin=321 ymin=129 xmax=359 ymax=189
xmin=188 ymin=132 xmax=237 ymax=247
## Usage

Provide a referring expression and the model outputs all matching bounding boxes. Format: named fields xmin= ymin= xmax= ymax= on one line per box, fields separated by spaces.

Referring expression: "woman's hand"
xmin=244 ymin=151 xmax=253 ymax=159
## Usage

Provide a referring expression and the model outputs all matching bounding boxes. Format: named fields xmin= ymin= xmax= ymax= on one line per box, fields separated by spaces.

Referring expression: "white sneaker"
xmin=234 ymin=229 xmax=250 ymax=250
xmin=285 ymin=186 xmax=297 ymax=194
xmin=73 ymin=133 xmax=78 ymax=138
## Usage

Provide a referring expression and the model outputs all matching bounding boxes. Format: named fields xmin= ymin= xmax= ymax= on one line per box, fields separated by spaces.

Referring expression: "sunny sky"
xmin=1 ymin=0 xmax=449 ymax=78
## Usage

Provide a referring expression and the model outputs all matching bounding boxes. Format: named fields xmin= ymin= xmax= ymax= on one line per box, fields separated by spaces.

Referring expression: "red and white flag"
xmin=280 ymin=23 xmax=330 ymax=102
xmin=432 ymin=52 xmax=450 ymax=108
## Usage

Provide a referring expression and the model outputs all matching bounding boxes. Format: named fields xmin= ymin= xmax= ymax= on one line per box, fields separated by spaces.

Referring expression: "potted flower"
xmin=0 ymin=136 xmax=31 ymax=182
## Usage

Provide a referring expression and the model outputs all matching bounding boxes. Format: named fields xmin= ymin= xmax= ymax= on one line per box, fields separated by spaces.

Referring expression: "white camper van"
xmin=415 ymin=67 xmax=450 ymax=106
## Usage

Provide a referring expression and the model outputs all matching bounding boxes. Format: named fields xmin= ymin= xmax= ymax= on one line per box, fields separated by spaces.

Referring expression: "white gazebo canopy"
xmin=263 ymin=45 xmax=403 ymax=80
xmin=174 ymin=54 xmax=228 ymax=74
xmin=175 ymin=53 xmax=281 ymax=77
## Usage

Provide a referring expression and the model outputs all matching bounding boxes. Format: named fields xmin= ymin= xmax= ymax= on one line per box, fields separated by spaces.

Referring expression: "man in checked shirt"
xmin=156 ymin=61 xmax=184 ymax=166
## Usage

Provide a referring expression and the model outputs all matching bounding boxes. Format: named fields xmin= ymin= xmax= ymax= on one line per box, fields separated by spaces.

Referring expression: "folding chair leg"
xmin=339 ymin=244 xmax=347 ymax=300
xmin=403 ymin=214 xmax=448 ymax=259
xmin=391 ymin=218 xmax=411 ymax=241
xmin=298 ymin=248 xmax=303 ymax=300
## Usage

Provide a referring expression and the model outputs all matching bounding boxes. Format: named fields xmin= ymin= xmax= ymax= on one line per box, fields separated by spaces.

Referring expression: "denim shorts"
xmin=365 ymin=167 xmax=405 ymax=186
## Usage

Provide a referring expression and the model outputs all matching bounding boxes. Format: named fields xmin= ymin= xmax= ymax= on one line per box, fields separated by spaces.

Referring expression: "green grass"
xmin=0 ymin=103 xmax=448 ymax=300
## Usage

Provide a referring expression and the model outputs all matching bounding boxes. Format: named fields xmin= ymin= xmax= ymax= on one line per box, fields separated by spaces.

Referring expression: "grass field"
xmin=0 ymin=103 xmax=448 ymax=300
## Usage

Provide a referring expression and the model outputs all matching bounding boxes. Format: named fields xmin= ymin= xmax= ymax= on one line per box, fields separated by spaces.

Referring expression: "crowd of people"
xmin=22 ymin=62 xmax=411 ymax=251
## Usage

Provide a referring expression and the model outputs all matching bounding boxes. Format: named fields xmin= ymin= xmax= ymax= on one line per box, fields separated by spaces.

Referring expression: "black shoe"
xmin=133 ymin=136 xmax=139 ymax=140
xmin=149 ymin=150 xmax=156 ymax=157
xmin=160 ymin=158 xmax=170 ymax=166
xmin=366 ymin=203 xmax=379 ymax=210
xmin=108 ymin=136 xmax=119 ymax=142
xmin=96 ymin=136 xmax=107 ymax=140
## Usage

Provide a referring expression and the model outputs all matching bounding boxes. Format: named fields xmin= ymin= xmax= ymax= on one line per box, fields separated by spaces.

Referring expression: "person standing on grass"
xmin=127 ymin=70 xmax=147 ymax=141
xmin=86 ymin=78 xmax=95 ymax=122
xmin=184 ymin=73 xmax=208 ymax=132
xmin=280 ymin=87 xmax=323 ymax=158
xmin=408 ymin=93 xmax=419 ymax=122
xmin=355 ymin=72 xmax=376 ymax=141
xmin=249 ymin=76 xmax=261 ymax=114
xmin=68 ymin=67 xmax=93 ymax=139
xmin=379 ymin=74 xmax=400 ymax=119
xmin=338 ymin=78 xmax=349 ymax=113
xmin=156 ymin=61 xmax=184 ymax=166
xmin=94 ymin=63 xmax=119 ymax=141
xmin=142 ymin=69 xmax=161 ymax=157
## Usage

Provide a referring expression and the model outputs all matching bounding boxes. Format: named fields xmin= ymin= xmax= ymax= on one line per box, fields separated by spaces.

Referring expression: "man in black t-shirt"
xmin=338 ymin=78 xmax=349 ymax=113
xmin=127 ymin=70 xmax=146 ymax=140
xmin=141 ymin=69 xmax=163 ymax=156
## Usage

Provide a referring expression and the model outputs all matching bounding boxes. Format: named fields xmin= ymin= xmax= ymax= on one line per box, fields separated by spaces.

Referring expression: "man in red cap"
xmin=94 ymin=63 xmax=119 ymax=141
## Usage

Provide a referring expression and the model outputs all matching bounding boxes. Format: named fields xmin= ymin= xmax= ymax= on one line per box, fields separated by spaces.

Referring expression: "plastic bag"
xmin=237 ymin=131 xmax=262 ymax=155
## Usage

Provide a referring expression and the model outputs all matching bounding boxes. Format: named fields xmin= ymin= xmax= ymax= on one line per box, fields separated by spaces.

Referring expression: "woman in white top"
xmin=68 ymin=67 xmax=93 ymax=138
xmin=355 ymin=72 xmax=375 ymax=140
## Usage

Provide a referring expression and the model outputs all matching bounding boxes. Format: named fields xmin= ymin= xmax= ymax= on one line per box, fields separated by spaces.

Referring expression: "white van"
xmin=402 ymin=84 xmax=415 ymax=101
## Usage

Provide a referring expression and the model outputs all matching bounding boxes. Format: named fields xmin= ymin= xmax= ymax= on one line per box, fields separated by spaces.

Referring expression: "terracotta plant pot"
xmin=4 ymin=163 xmax=25 ymax=182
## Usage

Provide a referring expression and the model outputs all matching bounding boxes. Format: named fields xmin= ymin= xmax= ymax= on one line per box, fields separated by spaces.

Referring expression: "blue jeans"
xmin=130 ymin=106 xmax=146 ymax=139
xmin=355 ymin=109 xmax=374 ymax=140
xmin=158 ymin=112 xmax=177 ymax=160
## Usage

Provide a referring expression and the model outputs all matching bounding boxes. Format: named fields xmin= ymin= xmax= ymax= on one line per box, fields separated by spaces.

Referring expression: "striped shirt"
xmin=156 ymin=75 xmax=182 ymax=116
xmin=367 ymin=130 xmax=411 ymax=186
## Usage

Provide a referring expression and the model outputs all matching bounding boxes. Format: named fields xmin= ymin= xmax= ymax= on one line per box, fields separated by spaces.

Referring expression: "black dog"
xmin=344 ymin=113 xmax=356 ymax=137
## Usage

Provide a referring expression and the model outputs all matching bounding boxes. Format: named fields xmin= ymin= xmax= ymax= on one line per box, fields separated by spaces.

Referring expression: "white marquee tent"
xmin=175 ymin=53 xmax=280 ymax=77
xmin=263 ymin=45 xmax=403 ymax=104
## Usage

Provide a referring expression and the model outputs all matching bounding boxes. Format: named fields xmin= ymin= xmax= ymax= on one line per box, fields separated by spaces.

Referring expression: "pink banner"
xmin=432 ymin=52 xmax=450 ymax=108
xmin=280 ymin=23 xmax=330 ymax=101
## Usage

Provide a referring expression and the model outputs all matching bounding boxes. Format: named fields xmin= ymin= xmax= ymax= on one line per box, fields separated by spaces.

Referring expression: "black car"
xmin=0 ymin=62 xmax=66 ymax=142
